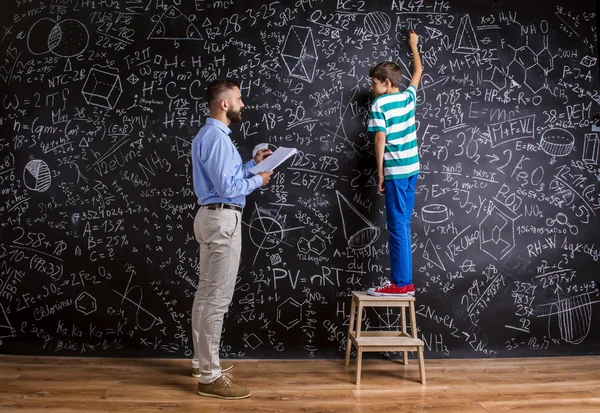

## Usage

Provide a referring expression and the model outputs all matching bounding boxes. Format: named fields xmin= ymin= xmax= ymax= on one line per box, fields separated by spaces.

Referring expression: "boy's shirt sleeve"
xmin=367 ymin=99 xmax=386 ymax=133
xmin=405 ymin=85 xmax=417 ymax=109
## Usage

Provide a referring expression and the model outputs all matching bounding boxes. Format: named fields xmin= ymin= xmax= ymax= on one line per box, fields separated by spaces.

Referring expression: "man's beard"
xmin=226 ymin=108 xmax=242 ymax=123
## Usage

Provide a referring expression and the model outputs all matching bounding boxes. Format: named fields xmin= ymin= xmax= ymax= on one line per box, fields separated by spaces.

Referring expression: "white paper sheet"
xmin=248 ymin=146 xmax=297 ymax=174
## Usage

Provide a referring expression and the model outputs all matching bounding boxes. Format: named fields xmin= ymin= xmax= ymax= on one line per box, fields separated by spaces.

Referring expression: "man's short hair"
xmin=206 ymin=78 xmax=240 ymax=106
xmin=369 ymin=62 xmax=402 ymax=87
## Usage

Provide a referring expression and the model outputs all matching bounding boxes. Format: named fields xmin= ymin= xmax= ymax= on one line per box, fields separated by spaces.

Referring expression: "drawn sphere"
xmin=364 ymin=11 xmax=391 ymax=36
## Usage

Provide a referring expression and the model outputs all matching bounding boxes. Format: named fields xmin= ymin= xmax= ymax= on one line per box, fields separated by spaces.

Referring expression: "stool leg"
xmin=356 ymin=347 xmax=363 ymax=385
xmin=409 ymin=301 xmax=418 ymax=339
xmin=418 ymin=346 xmax=426 ymax=384
xmin=401 ymin=306 xmax=408 ymax=365
xmin=356 ymin=303 xmax=363 ymax=338
xmin=345 ymin=298 xmax=357 ymax=366
xmin=401 ymin=306 xmax=407 ymax=336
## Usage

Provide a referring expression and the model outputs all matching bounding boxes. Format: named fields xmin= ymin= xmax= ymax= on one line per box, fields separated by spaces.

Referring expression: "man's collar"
xmin=206 ymin=118 xmax=232 ymax=135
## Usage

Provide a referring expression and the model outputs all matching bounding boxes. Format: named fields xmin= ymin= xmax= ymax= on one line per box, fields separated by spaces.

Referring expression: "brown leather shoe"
xmin=192 ymin=361 xmax=233 ymax=377
xmin=197 ymin=373 xmax=251 ymax=399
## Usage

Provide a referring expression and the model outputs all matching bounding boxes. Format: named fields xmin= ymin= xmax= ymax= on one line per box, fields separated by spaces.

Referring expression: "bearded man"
xmin=190 ymin=78 xmax=272 ymax=399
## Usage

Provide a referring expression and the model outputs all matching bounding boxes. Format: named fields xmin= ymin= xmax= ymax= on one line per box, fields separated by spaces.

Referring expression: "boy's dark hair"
xmin=369 ymin=62 xmax=402 ymax=87
xmin=206 ymin=78 xmax=240 ymax=105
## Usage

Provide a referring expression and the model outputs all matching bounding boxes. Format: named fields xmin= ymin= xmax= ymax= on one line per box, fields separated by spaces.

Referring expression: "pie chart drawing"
xmin=24 ymin=160 xmax=51 ymax=192
xmin=249 ymin=216 xmax=284 ymax=250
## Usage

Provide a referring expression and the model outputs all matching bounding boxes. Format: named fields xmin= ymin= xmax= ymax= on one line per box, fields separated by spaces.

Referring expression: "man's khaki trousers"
xmin=191 ymin=206 xmax=241 ymax=384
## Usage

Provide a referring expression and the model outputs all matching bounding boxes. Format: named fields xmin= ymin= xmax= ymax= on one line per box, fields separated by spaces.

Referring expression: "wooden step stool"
xmin=344 ymin=291 xmax=426 ymax=385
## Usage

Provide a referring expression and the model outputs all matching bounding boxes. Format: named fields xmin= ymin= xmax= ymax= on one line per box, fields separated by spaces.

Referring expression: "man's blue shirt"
xmin=192 ymin=118 xmax=262 ymax=208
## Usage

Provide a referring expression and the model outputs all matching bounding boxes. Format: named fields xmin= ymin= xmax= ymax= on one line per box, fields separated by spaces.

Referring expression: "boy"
xmin=367 ymin=30 xmax=423 ymax=297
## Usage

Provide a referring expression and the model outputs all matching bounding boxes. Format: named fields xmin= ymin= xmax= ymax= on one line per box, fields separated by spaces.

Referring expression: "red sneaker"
xmin=368 ymin=280 xmax=406 ymax=297
xmin=368 ymin=281 xmax=416 ymax=297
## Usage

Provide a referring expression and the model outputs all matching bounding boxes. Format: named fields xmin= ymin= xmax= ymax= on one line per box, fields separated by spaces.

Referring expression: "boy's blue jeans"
xmin=384 ymin=174 xmax=418 ymax=286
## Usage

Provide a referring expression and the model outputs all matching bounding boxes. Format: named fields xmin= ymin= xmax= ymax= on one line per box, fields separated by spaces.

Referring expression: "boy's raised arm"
xmin=408 ymin=30 xmax=423 ymax=90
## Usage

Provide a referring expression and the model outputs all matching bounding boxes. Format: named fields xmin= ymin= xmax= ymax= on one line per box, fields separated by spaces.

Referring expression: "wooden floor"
xmin=0 ymin=355 xmax=599 ymax=412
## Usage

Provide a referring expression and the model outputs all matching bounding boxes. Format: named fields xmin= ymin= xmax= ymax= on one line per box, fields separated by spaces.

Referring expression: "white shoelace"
xmin=376 ymin=278 xmax=392 ymax=290
xmin=220 ymin=372 xmax=233 ymax=387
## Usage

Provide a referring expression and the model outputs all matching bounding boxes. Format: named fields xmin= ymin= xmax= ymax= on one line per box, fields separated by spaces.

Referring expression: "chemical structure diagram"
xmin=504 ymin=35 xmax=556 ymax=94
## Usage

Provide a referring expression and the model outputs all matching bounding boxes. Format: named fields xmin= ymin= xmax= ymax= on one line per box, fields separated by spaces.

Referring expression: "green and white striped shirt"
xmin=367 ymin=85 xmax=419 ymax=180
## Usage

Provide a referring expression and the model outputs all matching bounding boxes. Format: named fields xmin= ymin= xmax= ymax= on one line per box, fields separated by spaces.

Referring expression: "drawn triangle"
xmin=424 ymin=26 xmax=443 ymax=39
xmin=148 ymin=6 xmax=204 ymax=40
xmin=336 ymin=118 xmax=349 ymax=141
xmin=365 ymin=169 xmax=378 ymax=187
xmin=423 ymin=238 xmax=445 ymax=271
xmin=336 ymin=191 xmax=380 ymax=249
xmin=79 ymin=137 xmax=89 ymax=147
xmin=241 ymin=308 xmax=255 ymax=322
xmin=282 ymin=54 xmax=300 ymax=75
xmin=0 ymin=303 xmax=15 ymax=338
xmin=202 ymin=18 xmax=212 ymax=27
xmin=453 ymin=14 xmax=479 ymax=54
xmin=64 ymin=58 xmax=72 ymax=72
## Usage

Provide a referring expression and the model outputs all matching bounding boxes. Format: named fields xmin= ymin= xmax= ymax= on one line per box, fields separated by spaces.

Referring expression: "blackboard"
xmin=0 ymin=0 xmax=599 ymax=359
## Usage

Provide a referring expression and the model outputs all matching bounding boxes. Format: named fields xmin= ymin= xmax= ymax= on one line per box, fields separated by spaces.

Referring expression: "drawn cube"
xmin=580 ymin=56 xmax=597 ymax=68
xmin=82 ymin=67 xmax=123 ymax=109
xmin=583 ymin=134 xmax=599 ymax=164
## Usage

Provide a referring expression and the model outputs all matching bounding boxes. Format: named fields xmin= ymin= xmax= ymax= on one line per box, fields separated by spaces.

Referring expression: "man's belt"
xmin=201 ymin=203 xmax=243 ymax=213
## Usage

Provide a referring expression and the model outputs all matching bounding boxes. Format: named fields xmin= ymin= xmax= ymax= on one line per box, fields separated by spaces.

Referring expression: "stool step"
xmin=354 ymin=331 xmax=412 ymax=338
xmin=351 ymin=291 xmax=415 ymax=307
xmin=352 ymin=335 xmax=424 ymax=347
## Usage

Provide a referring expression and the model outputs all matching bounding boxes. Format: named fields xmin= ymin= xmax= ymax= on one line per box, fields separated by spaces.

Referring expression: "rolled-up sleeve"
xmin=368 ymin=100 xmax=386 ymax=133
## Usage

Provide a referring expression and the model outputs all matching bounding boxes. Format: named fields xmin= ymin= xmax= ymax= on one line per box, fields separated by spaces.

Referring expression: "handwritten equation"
xmin=0 ymin=0 xmax=599 ymax=359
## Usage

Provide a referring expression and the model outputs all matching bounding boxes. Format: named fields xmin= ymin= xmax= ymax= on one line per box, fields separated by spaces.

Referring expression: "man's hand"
xmin=254 ymin=149 xmax=272 ymax=164
xmin=408 ymin=29 xmax=419 ymax=47
xmin=258 ymin=170 xmax=273 ymax=186
xmin=378 ymin=173 xmax=385 ymax=194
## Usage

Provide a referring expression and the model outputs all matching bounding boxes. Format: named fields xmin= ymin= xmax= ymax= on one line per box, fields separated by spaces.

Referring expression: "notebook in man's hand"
xmin=248 ymin=147 xmax=297 ymax=174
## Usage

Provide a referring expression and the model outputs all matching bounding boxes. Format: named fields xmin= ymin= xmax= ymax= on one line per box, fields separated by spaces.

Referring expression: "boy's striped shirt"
xmin=367 ymin=85 xmax=419 ymax=180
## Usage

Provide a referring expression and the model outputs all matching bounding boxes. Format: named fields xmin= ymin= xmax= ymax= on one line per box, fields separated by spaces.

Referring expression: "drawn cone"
xmin=336 ymin=191 xmax=380 ymax=249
